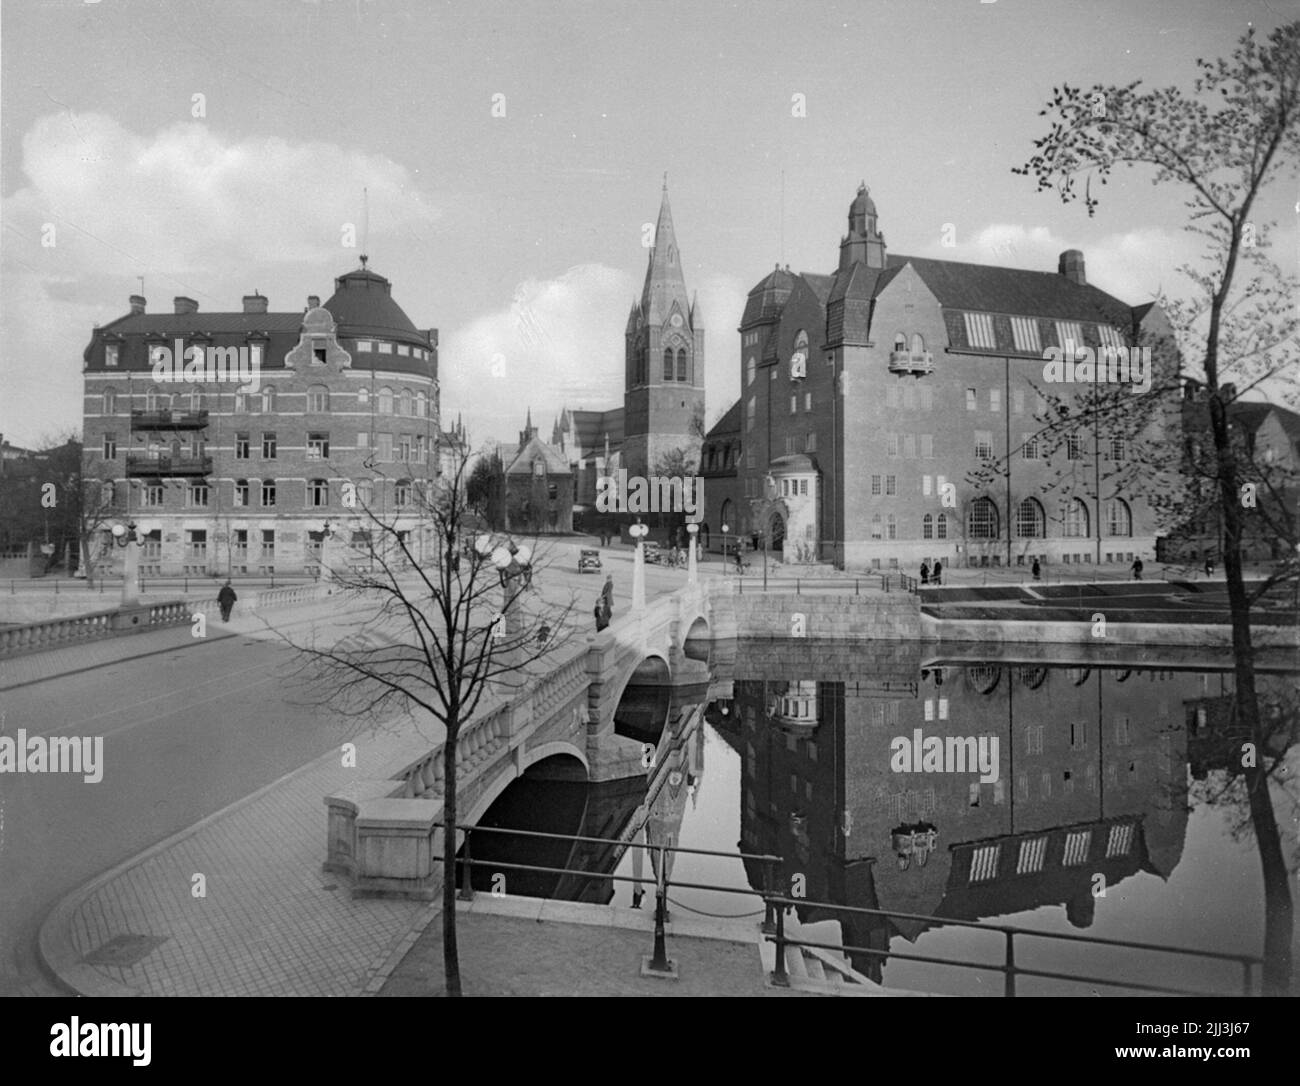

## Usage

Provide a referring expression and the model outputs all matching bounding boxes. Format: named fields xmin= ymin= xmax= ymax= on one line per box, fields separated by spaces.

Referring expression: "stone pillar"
xmin=121 ymin=538 xmax=140 ymax=605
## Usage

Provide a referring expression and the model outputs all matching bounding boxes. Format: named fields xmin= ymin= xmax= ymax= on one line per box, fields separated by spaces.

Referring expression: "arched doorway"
xmin=769 ymin=511 xmax=786 ymax=554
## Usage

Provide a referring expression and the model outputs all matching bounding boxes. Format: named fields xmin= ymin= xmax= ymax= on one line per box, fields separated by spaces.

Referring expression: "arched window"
xmin=261 ymin=386 xmax=276 ymax=413
xmin=307 ymin=385 xmax=329 ymax=413
xmin=378 ymin=387 xmax=393 ymax=415
xmin=101 ymin=481 xmax=116 ymax=507
xmin=1063 ymin=498 xmax=1089 ymax=538
xmin=399 ymin=389 xmax=412 ymax=416
xmin=663 ymin=348 xmax=674 ymax=381
xmin=357 ymin=479 xmax=374 ymax=506
xmin=234 ymin=479 xmax=249 ymax=508
xmin=911 ymin=333 xmax=925 ymax=354
xmin=103 ymin=388 xmax=116 ymax=414
xmin=358 ymin=386 xmax=370 ymax=407
xmin=936 ymin=512 xmax=949 ymax=540
xmin=1106 ymin=498 xmax=1132 ymax=537
xmin=309 ymin=479 xmax=329 ymax=508
xmin=968 ymin=497 xmax=1000 ymax=540
xmin=746 ymin=357 xmax=756 ymax=387
xmin=416 ymin=391 xmax=427 ymax=418
xmin=923 ymin=513 xmax=934 ymax=540
xmin=395 ymin=478 xmax=412 ymax=508
xmin=676 ymin=348 xmax=687 ymax=383
xmin=893 ymin=333 xmax=906 ymax=353
xmin=145 ymin=388 xmax=164 ymax=411
xmin=1016 ymin=497 xmax=1046 ymax=538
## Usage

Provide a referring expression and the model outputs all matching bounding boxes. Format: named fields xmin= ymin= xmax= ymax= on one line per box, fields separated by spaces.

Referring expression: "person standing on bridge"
xmin=1131 ymin=557 xmax=1144 ymax=581
xmin=1032 ymin=558 xmax=1041 ymax=582
xmin=594 ymin=597 xmax=610 ymax=632
xmin=602 ymin=574 xmax=615 ymax=616
xmin=217 ymin=580 xmax=237 ymax=622
xmin=931 ymin=560 xmax=942 ymax=586
xmin=919 ymin=560 xmax=930 ymax=586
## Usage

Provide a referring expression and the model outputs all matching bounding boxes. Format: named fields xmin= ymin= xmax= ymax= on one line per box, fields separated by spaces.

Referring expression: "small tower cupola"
xmin=840 ymin=181 xmax=887 ymax=271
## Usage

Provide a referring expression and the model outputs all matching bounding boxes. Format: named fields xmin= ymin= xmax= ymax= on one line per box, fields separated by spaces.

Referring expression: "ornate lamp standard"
xmin=686 ymin=522 xmax=699 ymax=585
xmin=721 ymin=523 xmax=730 ymax=576
xmin=110 ymin=521 xmax=145 ymax=606
xmin=629 ymin=519 xmax=649 ymax=611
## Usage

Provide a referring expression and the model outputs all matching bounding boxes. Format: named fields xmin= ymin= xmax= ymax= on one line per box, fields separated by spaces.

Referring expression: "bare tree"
xmin=1013 ymin=22 xmax=1300 ymax=992
xmin=285 ymin=442 xmax=578 ymax=996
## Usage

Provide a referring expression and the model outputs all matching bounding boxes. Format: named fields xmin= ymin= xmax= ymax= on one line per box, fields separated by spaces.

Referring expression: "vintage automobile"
xmin=641 ymin=541 xmax=663 ymax=565
xmin=578 ymin=548 xmax=602 ymax=573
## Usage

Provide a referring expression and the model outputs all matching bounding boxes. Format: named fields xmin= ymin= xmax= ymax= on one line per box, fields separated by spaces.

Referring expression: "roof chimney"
xmin=307 ymin=295 xmax=321 ymax=310
xmin=242 ymin=292 xmax=268 ymax=314
xmin=173 ymin=296 xmax=198 ymax=315
xmin=1058 ymin=250 xmax=1086 ymax=286
xmin=129 ymin=295 xmax=146 ymax=315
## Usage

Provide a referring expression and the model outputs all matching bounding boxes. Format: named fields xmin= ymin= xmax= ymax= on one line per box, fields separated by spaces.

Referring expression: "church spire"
xmin=640 ymin=180 xmax=690 ymax=325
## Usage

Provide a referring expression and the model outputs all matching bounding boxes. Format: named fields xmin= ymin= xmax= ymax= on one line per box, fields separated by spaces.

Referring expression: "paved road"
xmin=0 ymin=543 xmax=697 ymax=995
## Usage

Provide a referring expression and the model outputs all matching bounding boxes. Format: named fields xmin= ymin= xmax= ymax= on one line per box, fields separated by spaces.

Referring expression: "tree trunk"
xmin=441 ymin=726 xmax=461 ymax=996
xmin=1213 ymin=397 xmax=1293 ymax=994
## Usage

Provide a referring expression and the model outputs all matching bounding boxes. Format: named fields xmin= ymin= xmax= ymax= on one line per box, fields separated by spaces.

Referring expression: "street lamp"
xmin=629 ymin=519 xmax=649 ymax=610
xmin=110 ymin=521 xmax=145 ymax=606
xmin=686 ymin=522 xmax=699 ymax=584
xmin=721 ymin=523 xmax=730 ymax=576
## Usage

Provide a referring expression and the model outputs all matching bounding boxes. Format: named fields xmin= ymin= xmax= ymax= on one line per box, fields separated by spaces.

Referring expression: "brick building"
xmin=707 ymin=182 xmax=1180 ymax=571
xmin=81 ymin=261 xmax=440 ymax=577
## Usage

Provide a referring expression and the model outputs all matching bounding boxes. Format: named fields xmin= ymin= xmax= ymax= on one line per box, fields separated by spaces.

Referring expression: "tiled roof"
xmin=1231 ymin=401 xmax=1300 ymax=444
xmin=892 ymin=254 xmax=1132 ymax=325
xmin=323 ymin=268 xmax=428 ymax=344
xmin=99 ymin=313 xmax=304 ymax=335
xmin=505 ymin=435 xmax=571 ymax=476
xmin=705 ymin=399 xmax=741 ymax=438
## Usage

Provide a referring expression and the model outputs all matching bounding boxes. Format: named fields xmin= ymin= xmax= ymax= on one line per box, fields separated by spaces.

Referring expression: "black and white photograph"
xmin=0 ymin=0 xmax=1297 ymax=1060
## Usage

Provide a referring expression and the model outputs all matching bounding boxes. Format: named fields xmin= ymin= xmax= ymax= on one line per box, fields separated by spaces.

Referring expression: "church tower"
xmin=623 ymin=179 xmax=705 ymax=479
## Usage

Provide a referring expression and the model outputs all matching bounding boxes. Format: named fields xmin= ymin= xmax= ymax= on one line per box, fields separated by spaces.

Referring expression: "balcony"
xmin=131 ymin=409 xmax=210 ymax=432
xmin=126 ymin=454 xmax=213 ymax=477
xmin=888 ymin=349 xmax=934 ymax=376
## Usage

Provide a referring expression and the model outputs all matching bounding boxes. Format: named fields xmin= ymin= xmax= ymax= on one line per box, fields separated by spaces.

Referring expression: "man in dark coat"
xmin=217 ymin=580 xmax=237 ymax=622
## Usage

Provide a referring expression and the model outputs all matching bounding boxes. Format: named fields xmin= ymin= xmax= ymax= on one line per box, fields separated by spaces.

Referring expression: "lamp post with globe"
xmin=686 ymin=522 xmax=699 ymax=585
xmin=721 ymin=523 xmax=730 ymax=577
xmin=629 ymin=520 xmax=649 ymax=611
xmin=110 ymin=521 xmax=145 ymax=606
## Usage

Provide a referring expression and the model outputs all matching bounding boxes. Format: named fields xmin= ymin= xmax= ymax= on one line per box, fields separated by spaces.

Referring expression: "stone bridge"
xmin=324 ymin=579 xmax=726 ymax=897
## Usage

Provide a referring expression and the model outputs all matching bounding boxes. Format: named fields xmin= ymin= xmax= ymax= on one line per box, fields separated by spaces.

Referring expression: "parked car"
xmin=578 ymin=548 xmax=602 ymax=574
xmin=641 ymin=541 xmax=663 ymax=565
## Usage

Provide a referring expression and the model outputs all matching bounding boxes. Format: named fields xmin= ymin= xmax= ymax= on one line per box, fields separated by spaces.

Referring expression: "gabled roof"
xmin=505 ymin=435 xmax=571 ymax=476
xmin=704 ymin=399 xmax=741 ymax=440
xmin=1231 ymin=401 xmax=1300 ymax=444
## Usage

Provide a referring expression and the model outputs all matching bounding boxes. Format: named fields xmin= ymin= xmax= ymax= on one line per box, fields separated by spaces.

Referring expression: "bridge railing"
xmin=444 ymin=821 xmax=1262 ymax=997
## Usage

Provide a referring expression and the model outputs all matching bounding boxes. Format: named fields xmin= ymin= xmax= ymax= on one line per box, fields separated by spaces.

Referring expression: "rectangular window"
xmin=903 ymin=433 xmax=915 ymax=459
xmin=885 ymin=475 xmax=897 ymax=496
xmin=102 ymin=432 xmax=117 ymax=459
xmin=785 ymin=435 xmax=796 ymax=455
xmin=261 ymin=480 xmax=277 ymax=507
xmin=990 ymin=388 xmax=1001 ymax=412
xmin=356 ymin=339 xmax=374 ymax=352
xmin=923 ymin=475 xmax=932 ymax=496
xmin=306 ymin=432 xmax=330 ymax=460
xmin=974 ymin=431 xmax=993 ymax=459
xmin=187 ymin=482 xmax=209 ymax=508
xmin=966 ymin=388 xmax=977 ymax=411
xmin=378 ymin=341 xmax=393 ymax=354
xmin=1022 ymin=433 xmax=1039 ymax=460
xmin=261 ymin=432 xmax=277 ymax=459
xmin=804 ymin=392 xmax=812 ymax=412
xmin=1109 ymin=436 xmax=1127 ymax=460
xmin=887 ymin=432 xmax=899 ymax=458
xmin=919 ymin=385 xmax=933 ymax=411
xmin=871 ymin=474 xmax=881 ymax=496
xmin=186 ymin=529 xmax=207 ymax=561
xmin=746 ymin=397 xmax=755 ymax=432
xmin=234 ymin=481 xmax=248 ymax=507
xmin=920 ymin=433 xmax=934 ymax=459
xmin=376 ymin=433 xmax=393 ymax=462
xmin=790 ymin=394 xmax=797 ymax=415
xmin=399 ymin=434 xmax=412 ymax=461
xmin=105 ymin=344 xmax=120 ymax=367
xmin=397 ymin=344 xmax=410 ymax=356
xmin=357 ymin=431 xmax=369 ymax=449
xmin=144 ymin=484 xmax=164 ymax=507
xmin=1055 ymin=321 xmax=1083 ymax=352
xmin=235 ymin=433 xmax=249 ymax=460
xmin=1010 ymin=316 xmax=1041 ymax=353
xmin=1066 ymin=433 xmax=1082 ymax=460
xmin=1013 ymin=389 xmax=1025 ymax=415
xmin=799 ymin=479 xmax=808 ymax=495
xmin=261 ymin=529 xmax=275 ymax=558
xmin=805 ymin=431 xmax=817 ymax=453
xmin=964 ymin=312 xmax=997 ymax=349
xmin=1098 ymin=325 xmax=1124 ymax=349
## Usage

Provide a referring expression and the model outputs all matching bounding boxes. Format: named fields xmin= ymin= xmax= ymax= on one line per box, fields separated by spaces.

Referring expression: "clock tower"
xmin=623 ymin=179 xmax=705 ymax=479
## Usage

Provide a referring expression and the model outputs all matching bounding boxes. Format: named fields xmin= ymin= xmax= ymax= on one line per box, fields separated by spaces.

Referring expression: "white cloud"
xmin=0 ymin=112 xmax=439 ymax=445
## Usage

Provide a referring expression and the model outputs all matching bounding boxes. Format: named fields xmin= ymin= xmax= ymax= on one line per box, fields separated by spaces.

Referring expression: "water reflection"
xmin=465 ymin=638 xmax=1298 ymax=995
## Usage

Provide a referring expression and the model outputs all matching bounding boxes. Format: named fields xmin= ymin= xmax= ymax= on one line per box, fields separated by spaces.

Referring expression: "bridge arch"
xmin=463 ymin=744 xmax=588 ymax=826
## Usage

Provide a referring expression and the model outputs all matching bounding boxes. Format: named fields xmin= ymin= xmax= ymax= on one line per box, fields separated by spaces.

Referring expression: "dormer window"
xmin=105 ymin=344 xmax=120 ymax=368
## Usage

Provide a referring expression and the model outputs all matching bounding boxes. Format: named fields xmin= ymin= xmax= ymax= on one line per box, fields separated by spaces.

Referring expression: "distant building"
xmin=80 ymin=261 xmax=440 ymax=577
xmin=707 ymin=182 xmax=1180 ymax=572
xmin=502 ymin=409 xmax=573 ymax=533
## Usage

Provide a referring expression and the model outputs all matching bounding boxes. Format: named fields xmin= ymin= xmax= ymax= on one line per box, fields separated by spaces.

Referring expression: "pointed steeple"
xmin=689 ymin=290 xmax=701 ymax=328
xmin=640 ymin=180 xmax=690 ymax=325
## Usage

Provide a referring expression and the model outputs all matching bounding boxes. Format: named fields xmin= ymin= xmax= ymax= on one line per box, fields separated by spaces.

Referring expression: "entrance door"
xmin=769 ymin=512 xmax=786 ymax=553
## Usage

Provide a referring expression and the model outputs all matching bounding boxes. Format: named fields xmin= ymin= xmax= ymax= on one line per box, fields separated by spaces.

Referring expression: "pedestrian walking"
xmin=601 ymin=573 xmax=614 ymax=615
xmin=1131 ymin=557 xmax=1144 ymax=581
xmin=931 ymin=560 xmax=943 ymax=586
xmin=1031 ymin=558 xmax=1041 ymax=581
xmin=594 ymin=598 xmax=609 ymax=632
xmin=217 ymin=579 xmax=237 ymax=622
xmin=919 ymin=560 xmax=930 ymax=586
xmin=1204 ymin=556 xmax=1215 ymax=578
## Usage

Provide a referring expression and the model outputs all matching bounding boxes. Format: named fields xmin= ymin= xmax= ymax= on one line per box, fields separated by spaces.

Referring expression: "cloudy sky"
xmin=1 ymin=0 xmax=1294 ymax=449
